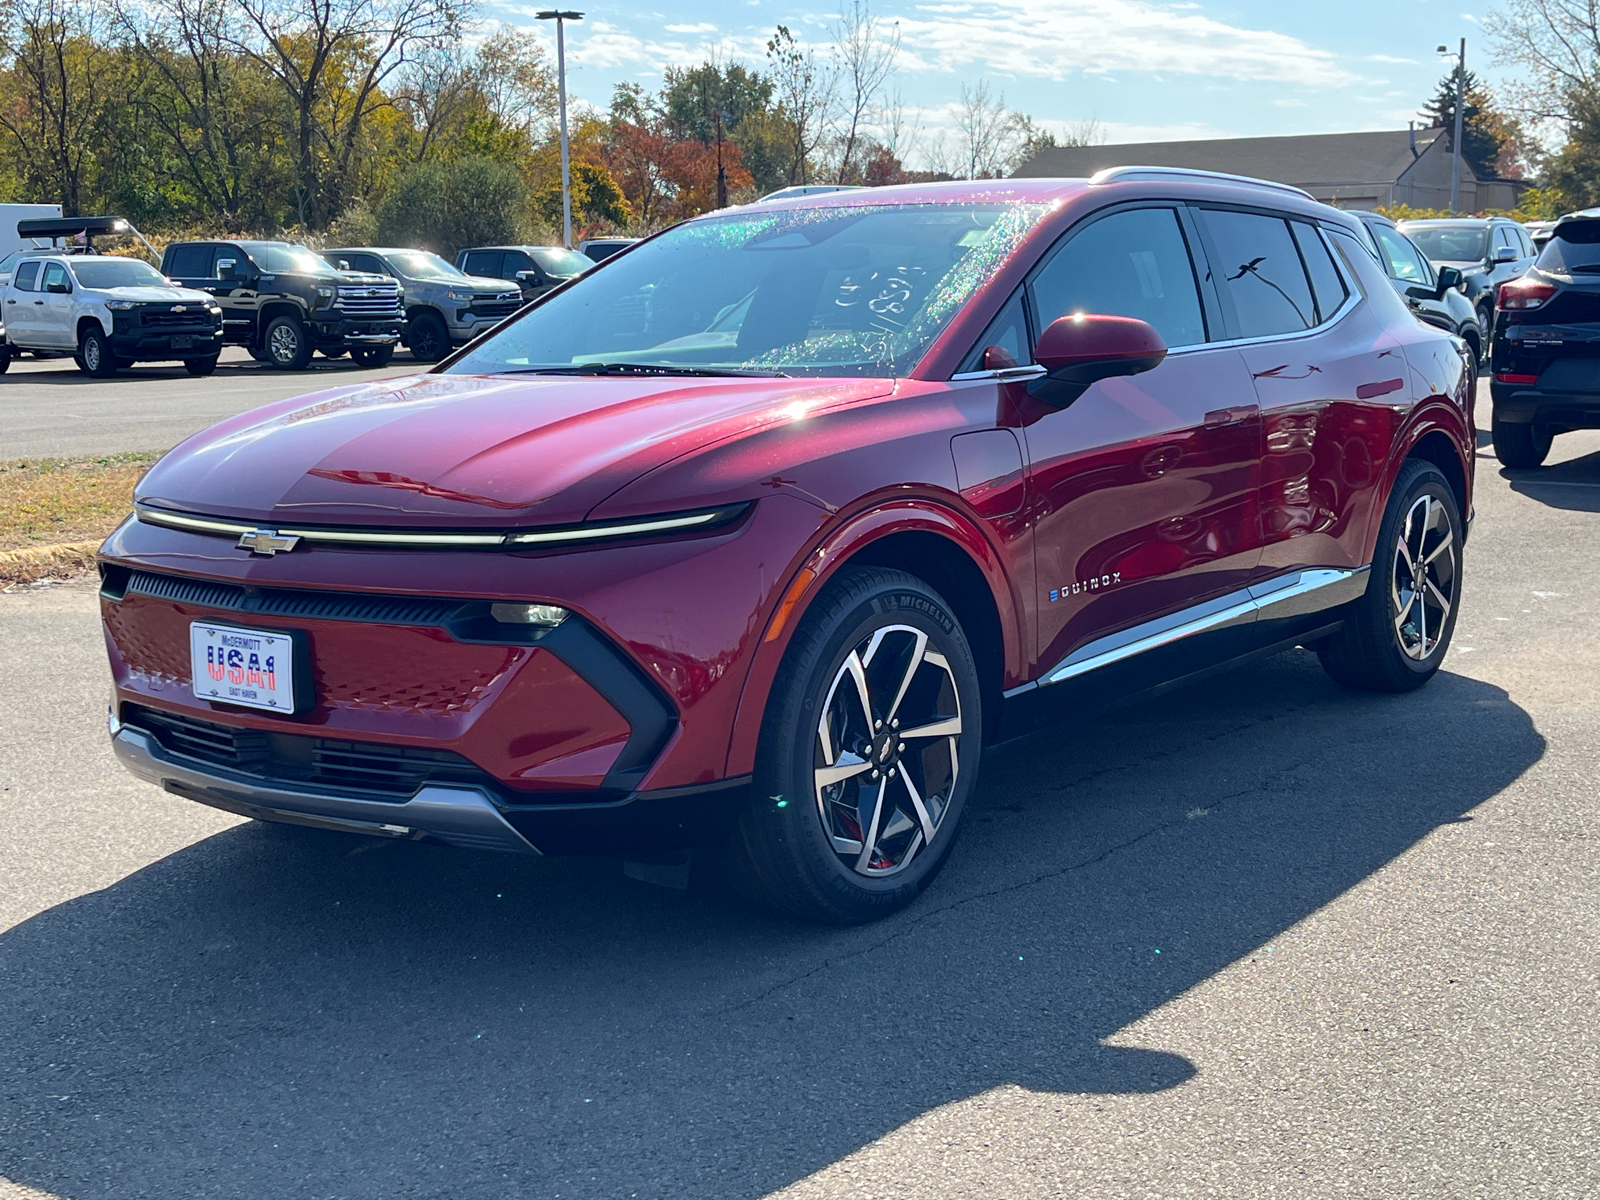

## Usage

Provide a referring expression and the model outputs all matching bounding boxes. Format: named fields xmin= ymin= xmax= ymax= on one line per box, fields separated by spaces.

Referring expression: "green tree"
xmin=532 ymin=159 xmax=629 ymax=231
xmin=1422 ymin=67 xmax=1525 ymax=181
xmin=661 ymin=61 xmax=771 ymax=144
xmin=373 ymin=154 xmax=526 ymax=253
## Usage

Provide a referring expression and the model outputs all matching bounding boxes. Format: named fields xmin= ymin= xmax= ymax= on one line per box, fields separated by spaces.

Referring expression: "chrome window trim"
xmin=133 ymin=502 xmax=747 ymax=550
xmin=1168 ymin=287 xmax=1361 ymax=357
xmin=1006 ymin=566 xmax=1368 ymax=697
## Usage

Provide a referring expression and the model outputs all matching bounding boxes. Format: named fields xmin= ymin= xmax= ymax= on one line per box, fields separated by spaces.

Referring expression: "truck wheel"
xmin=0 ymin=345 xmax=11 ymax=374
xmin=262 ymin=316 xmax=313 ymax=370
xmin=407 ymin=310 xmax=450 ymax=362
xmin=350 ymin=344 xmax=394 ymax=368
xmin=78 ymin=326 xmax=118 ymax=377
xmin=1492 ymin=417 xmax=1552 ymax=469
xmin=184 ymin=355 xmax=219 ymax=376
xmin=248 ymin=346 xmax=273 ymax=363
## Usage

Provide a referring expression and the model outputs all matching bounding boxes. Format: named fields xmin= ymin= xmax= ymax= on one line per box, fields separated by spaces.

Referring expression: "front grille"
xmin=140 ymin=308 xmax=216 ymax=328
xmin=125 ymin=703 xmax=497 ymax=801
xmin=122 ymin=569 xmax=460 ymax=626
xmin=467 ymin=298 xmax=522 ymax=320
xmin=333 ymin=283 xmax=402 ymax=316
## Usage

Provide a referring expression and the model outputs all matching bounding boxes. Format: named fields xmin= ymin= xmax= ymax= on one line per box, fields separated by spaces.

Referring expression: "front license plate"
xmin=171 ymin=335 xmax=194 ymax=350
xmin=190 ymin=622 xmax=297 ymax=713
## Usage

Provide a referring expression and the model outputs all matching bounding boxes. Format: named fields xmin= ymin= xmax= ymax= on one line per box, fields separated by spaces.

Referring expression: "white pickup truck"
xmin=0 ymin=253 xmax=224 ymax=376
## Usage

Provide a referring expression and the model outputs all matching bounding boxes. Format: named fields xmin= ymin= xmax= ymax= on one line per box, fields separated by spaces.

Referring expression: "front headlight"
xmin=107 ymin=299 xmax=137 ymax=311
xmin=446 ymin=289 xmax=472 ymax=302
xmin=317 ymin=286 xmax=335 ymax=299
xmin=205 ymin=301 xmax=221 ymax=313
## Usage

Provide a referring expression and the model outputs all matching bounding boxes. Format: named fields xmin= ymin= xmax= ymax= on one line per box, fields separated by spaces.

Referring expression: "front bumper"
xmin=109 ymin=323 xmax=224 ymax=360
xmin=311 ymin=315 xmax=404 ymax=347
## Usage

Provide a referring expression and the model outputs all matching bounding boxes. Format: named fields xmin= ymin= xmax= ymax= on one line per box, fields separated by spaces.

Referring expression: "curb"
xmin=0 ymin=540 xmax=101 ymax=586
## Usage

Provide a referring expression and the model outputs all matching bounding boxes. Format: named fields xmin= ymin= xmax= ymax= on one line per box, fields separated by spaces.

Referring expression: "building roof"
xmin=1013 ymin=129 xmax=1464 ymax=188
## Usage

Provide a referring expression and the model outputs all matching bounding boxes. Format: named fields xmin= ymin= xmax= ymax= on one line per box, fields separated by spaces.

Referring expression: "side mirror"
xmin=337 ymin=259 xmax=351 ymax=271
xmin=46 ymin=279 xmax=71 ymax=295
xmin=216 ymin=257 xmax=237 ymax=281
xmin=1435 ymin=265 xmax=1463 ymax=298
xmin=1493 ymin=245 xmax=1518 ymax=264
xmin=515 ymin=270 xmax=539 ymax=284
xmin=1028 ymin=314 xmax=1167 ymax=407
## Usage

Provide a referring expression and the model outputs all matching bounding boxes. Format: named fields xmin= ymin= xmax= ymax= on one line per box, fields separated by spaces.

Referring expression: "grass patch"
xmin=0 ymin=453 xmax=159 ymax=553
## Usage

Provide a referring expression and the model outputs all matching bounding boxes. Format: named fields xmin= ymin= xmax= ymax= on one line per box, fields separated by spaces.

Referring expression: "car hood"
xmin=103 ymin=286 xmax=213 ymax=303
xmin=460 ymin=275 xmax=520 ymax=293
xmin=136 ymin=371 xmax=895 ymax=528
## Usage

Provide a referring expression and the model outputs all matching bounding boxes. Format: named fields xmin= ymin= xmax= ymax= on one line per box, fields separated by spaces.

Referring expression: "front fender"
xmin=722 ymin=498 xmax=1028 ymax=778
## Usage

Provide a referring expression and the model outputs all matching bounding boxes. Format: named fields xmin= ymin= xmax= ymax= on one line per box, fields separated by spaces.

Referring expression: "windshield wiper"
xmin=501 ymin=362 xmax=787 ymax=378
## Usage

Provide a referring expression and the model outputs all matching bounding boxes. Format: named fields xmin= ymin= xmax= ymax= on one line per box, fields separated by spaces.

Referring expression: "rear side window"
xmin=165 ymin=244 xmax=213 ymax=278
xmin=463 ymin=250 xmax=503 ymax=277
xmin=1373 ymin=224 xmax=1431 ymax=284
xmin=1201 ymin=209 xmax=1317 ymax=338
xmin=1028 ymin=206 xmax=1207 ymax=349
xmin=13 ymin=261 xmax=40 ymax=291
xmin=1292 ymin=222 xmax=1348 ymax=323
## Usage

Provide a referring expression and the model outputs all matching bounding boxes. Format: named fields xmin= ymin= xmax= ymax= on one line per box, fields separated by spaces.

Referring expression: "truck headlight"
xmin=107 ymin=300 xmax=137 ymax=310
xmin=317 ymin=286 xmax=335 ymax=299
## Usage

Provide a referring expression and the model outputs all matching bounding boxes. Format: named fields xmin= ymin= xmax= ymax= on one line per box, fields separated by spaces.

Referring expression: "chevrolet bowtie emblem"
xmin=237 ymin=529 xmax=301 ymax=556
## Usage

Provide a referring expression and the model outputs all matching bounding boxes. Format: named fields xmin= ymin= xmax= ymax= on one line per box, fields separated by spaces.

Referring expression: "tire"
xmin=406 ymin=310 xmax=450 ymax=362
xmin=1491 ymin=417 xmax=1552 ymax=469
xmin=1318 ymin=459 xmax=1462 ymax=693
xmin=248 ymin=345 xmax=273 ymax=363
xmin=727 ymin=566 xmax=983 ymax=924
xmin=78 ymin=325 xmax=118 ymax=377
xmin=261 ymin=315 xmax=313 ymax=370
xmin=350 ymin=344 xmax=394 ymax=368
xmin=184 ymin=355 xmax=219 ymax=376
xmin=0 ymin=346 xmax=10 ymax=374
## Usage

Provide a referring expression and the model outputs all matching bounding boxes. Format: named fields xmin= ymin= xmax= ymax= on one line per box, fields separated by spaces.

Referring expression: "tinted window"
xmin=1537 ymin=220 xmax=1600 ymax=272
xmin=1374 ymin=224 xmax=1431 ymax=284
xmin=166 ymin=244 xmax=213 ymax=278
xmin=250 ymin=244 xmax=328 ymax=274
xmin=463 ymin=251 xmax=503 ymax=277
xmin=502 ymin=252 xmax=537 ymax=276
xmin=211 ymin=248 xmax=246 ymax=279
xmin=1516 ymin=226 xmax=1534 ymax=257
xmin=42 ymin=262 xmax=69 ymax=292
xmin=1494 ymin=226 xmax=1514 ymax=251
xmin=13 ymin=261 xmax=40 ymax=291
xmin=1292 ymin=222 xmax=1347 ymax=323
xmin=1202 ymin=209 xmax=1316 ymax=337
xmin=1029 ymin=207 xmax=1206 ymax=349
xmin=530 ymin=248 xmax=592 ymax=277
xmin=958 ymin=290 xmax=1029 ymax=371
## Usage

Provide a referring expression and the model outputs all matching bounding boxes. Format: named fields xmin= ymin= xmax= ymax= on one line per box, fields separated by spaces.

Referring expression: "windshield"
xmin=449 ymin=202 xmax=1050 ymax=379
xmin=70 ymin=259 xmax=169 ymax=289
xmin=1537 ymin=220 xmax=1600 ymax=273
xmin=389 ymin=250 xmax=468 ymax=281
xmin=1404 ymin=226 xmax=1488 ymax=262
xmin=250 ymin=244 xmax=333 ymax=274
xmin=529 ymin=248 xmax=595 ymax=277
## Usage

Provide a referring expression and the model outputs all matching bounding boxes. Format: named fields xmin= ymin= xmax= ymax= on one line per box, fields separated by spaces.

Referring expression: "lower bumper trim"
xmin=112 ymin=722 xmax=541 ymax=855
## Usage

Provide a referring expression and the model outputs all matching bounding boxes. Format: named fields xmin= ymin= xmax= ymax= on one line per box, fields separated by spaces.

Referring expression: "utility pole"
xmin=713 ymin=110 xmax=734 ymax=209
xmin=1438 ymin=38 xmax=1466 ymax=214
xmin=538 ymin=10 xmax=584 ymax=247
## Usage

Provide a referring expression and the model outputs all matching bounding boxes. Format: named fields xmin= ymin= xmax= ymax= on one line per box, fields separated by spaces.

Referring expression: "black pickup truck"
xmin=162 ymin=240 xmax=403 ymax=369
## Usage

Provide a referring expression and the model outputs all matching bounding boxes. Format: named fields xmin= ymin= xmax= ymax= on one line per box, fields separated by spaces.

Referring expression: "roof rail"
xmin=1088 ymin=166 xmax=1315 ymax=201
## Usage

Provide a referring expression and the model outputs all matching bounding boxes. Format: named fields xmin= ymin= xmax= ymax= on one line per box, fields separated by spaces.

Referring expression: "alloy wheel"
xmin=83 ymin=337 xmax=100 ymax=372
xmin=1391 ymin=493 xmax=1457 ymax=660
xmin=269 ymin=323 xmax=300 ymax=364
xmin=813 ymin=624 xmax=963 ymax=877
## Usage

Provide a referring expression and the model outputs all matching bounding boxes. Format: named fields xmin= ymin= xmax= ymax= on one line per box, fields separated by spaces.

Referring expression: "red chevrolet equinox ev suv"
xmin=100 ymin=171 xmax=1474 ymax=923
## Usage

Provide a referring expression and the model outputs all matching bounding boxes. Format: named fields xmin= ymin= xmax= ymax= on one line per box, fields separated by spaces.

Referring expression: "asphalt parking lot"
xmin=1 ymin=384 xmax=1597 ymax=1199
xmin=0 ymin=347 xmax=421 ymax=460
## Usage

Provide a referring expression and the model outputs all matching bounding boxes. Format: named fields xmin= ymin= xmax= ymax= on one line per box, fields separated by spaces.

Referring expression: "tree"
xmin=829 ymin=0 xmax=897 ymax=185
xmin=932 ymin=80 xmax=1025 ymax=179
xmin=532 ymin=159 xmax=629 ymax=231
xmin=662 ymin=60 xmax=770 ymax=144
xmin=765 ymin=25 xmax=833 ymax=186
xmin=1422 ymin=66 xmax=1526 ymax=181
xmin=1487 ymin=0 xmax=1600 ymax=127
xmin=373 ymin=154 xmax=525 ymax=252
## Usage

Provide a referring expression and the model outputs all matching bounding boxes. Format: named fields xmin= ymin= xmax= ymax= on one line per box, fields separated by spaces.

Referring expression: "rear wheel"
xmin=77 ymin=326 xmax=118 ymax=377
xmin=350 ymin=344 xmax=394 ymax=368
xmin=1318 ymin=460 xmax=1461 ymax=692
xmin=184 ymin=355 xmax=219 ymax=376
xmin=406 ymin=310 xmax=450 ymax=362
xmin=727 ymin=567 xmax=982 ymax=924
xmin=262 ymin=315 xmax=313 ymax=370
xmin=1491 ymin=417 xmax=1552 ymax=469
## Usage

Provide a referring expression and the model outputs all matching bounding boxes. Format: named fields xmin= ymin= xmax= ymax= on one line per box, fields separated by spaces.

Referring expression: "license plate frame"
xmin=171 ymin=335 xmax=195 ymax=350
xmin=189 ymin=622 xmax=308 ymax=715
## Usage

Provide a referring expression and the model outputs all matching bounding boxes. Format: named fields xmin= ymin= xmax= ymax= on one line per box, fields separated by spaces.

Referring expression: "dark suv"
xmin=1400 ymin=217 xmax=1535 ymax=333
xmin=1349 ymin=211 xmax=1484 ymax=362
xmin=455 ymin=245 xmax=591 ymax=303
xmin=1490 ymin=208 xmax=1600 ymax=466
xmin=162 ymin=240 xmax=404 ymax=369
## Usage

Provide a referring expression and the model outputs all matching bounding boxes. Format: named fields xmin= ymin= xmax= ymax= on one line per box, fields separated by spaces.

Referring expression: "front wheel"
xmin=406 ymin=310 xmax=450 ymax=362
xmin=1318 ymin=459 xmax=1462 ymax=692
xmin=727 ymin=567 xmax=983 ymax=924
xmin=261 ymin=315 xmax=313 ymax=370
xmin=78 ymin=326 xmax=118 ymax=377
xmin=1492 ymin=417 xmax=1553 ymax=469
xmin=350 ymin=344 xmax=394 ymax=368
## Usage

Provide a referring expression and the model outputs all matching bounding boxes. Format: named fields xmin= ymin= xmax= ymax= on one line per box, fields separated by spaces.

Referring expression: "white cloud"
xmin=1369 ymin=54 xmax=1418 ymax=64
xmin=893 ymin=0 xmax=1356 ymax=87
xmin=665 ymin=22 xmax=719 ymax=33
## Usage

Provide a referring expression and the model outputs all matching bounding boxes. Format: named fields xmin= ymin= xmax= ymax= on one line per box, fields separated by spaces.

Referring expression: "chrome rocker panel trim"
xmin=111 ymin=718 xmax=542 ymax=855
xmin=1006 ymin=566 xmax=1369 ymax=698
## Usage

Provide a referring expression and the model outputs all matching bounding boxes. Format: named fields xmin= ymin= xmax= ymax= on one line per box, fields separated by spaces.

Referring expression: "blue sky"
xmin=486 ymin=0 xmax=1515 ymax=160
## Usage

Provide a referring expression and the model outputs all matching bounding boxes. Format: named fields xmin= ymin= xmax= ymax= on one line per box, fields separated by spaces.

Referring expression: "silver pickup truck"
xmin=321 ymin=247 xmax=524 ymax=362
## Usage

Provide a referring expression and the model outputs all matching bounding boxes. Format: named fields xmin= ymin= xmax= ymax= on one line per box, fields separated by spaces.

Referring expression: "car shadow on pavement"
xmin=0 ymin=651 xmax=1542 ymax=1200
xmin=1504 ymin=449 xmax=1600 ymax=511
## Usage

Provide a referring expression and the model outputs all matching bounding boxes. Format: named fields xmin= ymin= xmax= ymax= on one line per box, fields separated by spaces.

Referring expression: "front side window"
xmin=42 ymin=262 xmax=69 ymax=292
xmin=1374 ymin=225 xmax=1431 ymax=285
xmin=1202 ymin=208 xmax=1316 ymax=338
xmin=450 ymin=202 xmax=1052 ymax=378
xmin=70 ymin=259 xmax=169 ymax=289
xmin=463 ymin=251 xmax=504 ymax=277
xmin=13 ymin=261 xmax=41 ymax=291
xmin=958 ymin=290 xmax=1029 ymax=372
xmin=166 ymin=245 xmax=213 ymax=278
xmin=1028 ymin=207 xmax=1206 ymax=349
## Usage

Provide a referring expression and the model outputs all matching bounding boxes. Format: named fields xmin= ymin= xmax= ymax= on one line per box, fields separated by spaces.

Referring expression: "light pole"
xmin=537 ymin=9 xmax=584 ymax=248
xmin=1437 ymin=38 xmax=1466 ymax=214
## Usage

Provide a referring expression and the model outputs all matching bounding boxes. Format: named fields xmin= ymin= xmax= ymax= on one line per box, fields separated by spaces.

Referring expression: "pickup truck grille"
xmin=334 ymin=283 xmax=403 ymax=316
xmin=140 ymin=307 xmax=217 ymax=328
xmin=467 ymin=297 xmax=522 ymax=319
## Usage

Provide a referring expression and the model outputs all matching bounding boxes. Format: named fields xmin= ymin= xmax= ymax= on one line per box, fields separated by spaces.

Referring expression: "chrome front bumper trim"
xmin=111 ymin=720 xmax=541 ymax=855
